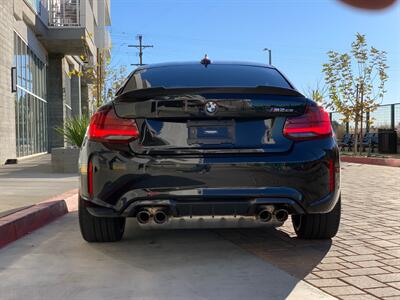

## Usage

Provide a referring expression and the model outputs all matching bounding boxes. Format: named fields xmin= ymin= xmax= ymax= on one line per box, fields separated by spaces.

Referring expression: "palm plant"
xmin=55 ymin=115 xmax=90 ymax=148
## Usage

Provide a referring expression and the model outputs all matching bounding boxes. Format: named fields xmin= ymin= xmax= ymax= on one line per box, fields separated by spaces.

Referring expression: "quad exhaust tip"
xmin=258 ymin=207 xmax=289 ymax=223
xmin=274 ymin=209 xmax=289 ymax=222
xmin=137 ymin=210 xmax=151 ymax=224
xmin=137 ymin=208 xmax=169 ymax=225
xmin=154 ymin=210 xmax=168 ymax=224
xmin=258 ymin=209 xmax=273 ymax=223
xmin=138 ymin=206 xmax=287 ymax=225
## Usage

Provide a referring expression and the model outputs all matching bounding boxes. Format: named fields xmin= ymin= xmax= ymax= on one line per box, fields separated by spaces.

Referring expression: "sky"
xmin=110 ymin=0 xmax=400 ymax=104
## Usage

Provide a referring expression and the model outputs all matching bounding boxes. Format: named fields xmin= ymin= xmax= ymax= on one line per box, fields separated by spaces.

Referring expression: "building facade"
xmin=0 ymin=0 xmax=111 ymax=164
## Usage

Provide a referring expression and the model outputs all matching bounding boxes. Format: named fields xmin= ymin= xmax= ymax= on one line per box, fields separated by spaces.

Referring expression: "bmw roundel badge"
xmin=205 ymin=101 xmax=218 ymax=115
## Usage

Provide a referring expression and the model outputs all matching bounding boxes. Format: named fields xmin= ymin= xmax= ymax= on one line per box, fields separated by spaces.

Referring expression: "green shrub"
xmin=55 ymin=115 xmax=90 ymax=148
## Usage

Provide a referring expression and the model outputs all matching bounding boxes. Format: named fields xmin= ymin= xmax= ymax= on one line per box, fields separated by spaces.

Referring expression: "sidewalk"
xmin=0 ymin=154 xmax=78 ymax=213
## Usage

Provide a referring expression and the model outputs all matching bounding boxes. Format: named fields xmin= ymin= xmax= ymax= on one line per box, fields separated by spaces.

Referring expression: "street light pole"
xmin=263 ymin=48 xmax=272 ymax=65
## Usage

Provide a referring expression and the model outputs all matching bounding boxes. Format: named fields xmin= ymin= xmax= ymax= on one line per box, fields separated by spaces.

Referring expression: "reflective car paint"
xmin=79 ymin=62 xmax=340 ymax=220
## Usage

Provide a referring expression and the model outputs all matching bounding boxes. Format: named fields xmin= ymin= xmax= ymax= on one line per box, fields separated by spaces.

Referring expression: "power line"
xmin=128 ymin=35 xmax=154 ymax=66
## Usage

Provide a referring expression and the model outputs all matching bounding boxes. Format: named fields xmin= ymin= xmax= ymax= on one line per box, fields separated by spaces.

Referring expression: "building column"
xmin=81 ymin=83 xmax=89 ymax=117
xmin=47 ymin=54 xmax=65 ymax=150
xmin=0 ymin=0 xmax=16 ymax=163
xmin=71 ymin=74 xmax=81 ymax=117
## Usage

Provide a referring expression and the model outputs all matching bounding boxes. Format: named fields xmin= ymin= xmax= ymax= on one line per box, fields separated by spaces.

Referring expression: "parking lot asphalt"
xmin=0 ymin=212 xmax=334 ymax=300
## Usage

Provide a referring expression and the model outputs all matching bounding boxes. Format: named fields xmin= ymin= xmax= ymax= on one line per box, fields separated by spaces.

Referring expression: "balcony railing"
xmin=24 ymin=0 xmax=47 ymax=14
xmin=48 ymin=0 xmax=80 ymax=27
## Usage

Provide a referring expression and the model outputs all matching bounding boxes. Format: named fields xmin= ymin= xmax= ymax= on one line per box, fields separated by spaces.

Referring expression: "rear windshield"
xmin=121 ymin=64 xmax=292 ymax=93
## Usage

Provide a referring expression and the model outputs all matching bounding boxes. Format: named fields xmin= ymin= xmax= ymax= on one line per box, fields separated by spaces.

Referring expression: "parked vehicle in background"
xmin=78 ymin=61 xmax=341 ymax=242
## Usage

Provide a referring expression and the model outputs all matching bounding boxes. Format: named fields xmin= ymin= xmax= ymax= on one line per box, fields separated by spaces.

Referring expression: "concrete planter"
xmin=51 ymin=147 xmax=80 ymax=173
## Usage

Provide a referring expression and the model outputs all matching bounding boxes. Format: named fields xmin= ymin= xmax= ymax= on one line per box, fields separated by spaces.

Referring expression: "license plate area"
xmin=187 ymin=120 xmax=235 ymax=145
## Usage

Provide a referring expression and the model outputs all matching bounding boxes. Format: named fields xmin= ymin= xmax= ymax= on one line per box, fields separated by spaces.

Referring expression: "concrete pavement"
xmin=220 ymin=163 xmax=400 ymax=299
xmin=1 ymin=161 xmax=399 ymax=299
xmin=0 ymin=213 xmax=335 ymax=300
xmin=0 ymin=154 xmax=78 ymax=213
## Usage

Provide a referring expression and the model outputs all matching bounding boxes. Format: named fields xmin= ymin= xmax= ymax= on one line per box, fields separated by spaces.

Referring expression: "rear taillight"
xmin=283 ymin=106 xmax=332 ymax=140
xmin=88 ymin=106 xmax=139 ymax=143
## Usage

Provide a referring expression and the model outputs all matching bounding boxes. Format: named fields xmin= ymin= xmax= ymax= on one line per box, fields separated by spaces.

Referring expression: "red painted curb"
xmin=0 ymin=200 xmax=68 ymax=248
xmin=0 ymin=189 xmax=79 ymax=249
xmin=39 ymin=188 xmax=79 ymax=212
xmin=341 ymin=156 xmax=400 ymax=167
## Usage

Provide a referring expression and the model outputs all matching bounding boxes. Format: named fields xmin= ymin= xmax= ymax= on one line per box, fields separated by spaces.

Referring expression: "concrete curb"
xmin=39 ymin=189 xmax=79 ymax=212
xmin=0 ymin=189 xmax=78 ymax=249
xmin=341 ymin=155 xmax=400 ymax=167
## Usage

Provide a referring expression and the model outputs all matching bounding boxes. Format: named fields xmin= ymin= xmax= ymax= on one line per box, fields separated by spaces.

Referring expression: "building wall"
xmin=47 ymin=54 xmax=65 ymax=150
xmin=0 ymin=0 xmax=17 ymax=164
xmin=0 ymin=0 xmax=112 ymax=164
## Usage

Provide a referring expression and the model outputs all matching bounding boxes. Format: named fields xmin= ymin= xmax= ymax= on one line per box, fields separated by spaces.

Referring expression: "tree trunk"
xmin=359 ymin=111 xmax=364 ymax=155
xmin=353 ymin=84 xmax=360 ymax=155
xmin=354 ymin=115 xmax=359 ymax=154
xmin=359 ymin=84 xmax=365 ymax=155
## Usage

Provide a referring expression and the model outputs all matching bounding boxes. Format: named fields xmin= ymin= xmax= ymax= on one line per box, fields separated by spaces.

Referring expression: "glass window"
xmin=39 ymin=61 xmax=44 ymax=98
xmin=27 ymin=94 xmax=32 ymax=155
xmin=39 ymin=101 xmax=44 ymax=152
xmin=14 ymin=34 xmax=19 ymax=157
xmin=22 ymin=92 xmax=28 ymax=156
xmin=14 ymin=33 xmax=48 ymax=157
xmin=123 ymin=64 xmax=292 ymax=93
xmin=27 ymin=49 xmax=33 ymax=92
xmin=16 ymin=89 xmax=20 ymax=156
xmin=18 ymin=90 xmax=23 ymax=156
xmin=20 ymin=40 xmax=25 ymax=88
xmin=33 ymin=56 xmax=38 ymax=95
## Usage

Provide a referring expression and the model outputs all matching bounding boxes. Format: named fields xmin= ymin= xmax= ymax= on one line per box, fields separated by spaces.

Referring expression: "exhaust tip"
xmin=154 ymin=210 xmax=168 ymax=224
xmin=258 ymin=210 xmax=272 ymax=223
xmin=137 ymin=210 xmax=151 ymax=224
xmin=275 ymin=209 xmax=289 ymax=222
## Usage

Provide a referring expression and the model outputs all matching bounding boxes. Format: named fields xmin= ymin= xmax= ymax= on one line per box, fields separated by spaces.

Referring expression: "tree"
xmin=304 ymin=81 xmax=328 ymax=105
xmin=70 ymin=35 xmax=129 ymax=113
xmin=103 ymin=64 xmax=128 ymax=103
xmin=322 ymin=33 xmax=388 ymax=153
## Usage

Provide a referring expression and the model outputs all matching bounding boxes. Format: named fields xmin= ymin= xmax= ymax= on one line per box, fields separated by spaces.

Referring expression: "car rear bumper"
xmin=82 ymin=185 xmax=340 ymax=219
xmin=79 ymin=138 xmax=340 ymax=217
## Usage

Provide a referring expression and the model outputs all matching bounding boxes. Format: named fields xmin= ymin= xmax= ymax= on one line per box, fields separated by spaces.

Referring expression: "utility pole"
xmin=263 ymin=48 xmax=272 ymax=65
xmin=128 ymin=35 xmax=154 ymax=66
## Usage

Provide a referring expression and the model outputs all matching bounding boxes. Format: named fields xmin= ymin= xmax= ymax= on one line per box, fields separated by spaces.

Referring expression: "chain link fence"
xmin=330 ymin=103 xmax=400 ymax=140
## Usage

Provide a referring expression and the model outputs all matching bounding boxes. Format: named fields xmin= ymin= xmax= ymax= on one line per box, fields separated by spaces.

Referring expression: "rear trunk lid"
xmin=113 ymin=87 xmax=308 ymax=155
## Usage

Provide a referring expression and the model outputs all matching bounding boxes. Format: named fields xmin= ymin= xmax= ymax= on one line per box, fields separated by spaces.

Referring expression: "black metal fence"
xmin=329 ymin=103 xmax=400 ymax=140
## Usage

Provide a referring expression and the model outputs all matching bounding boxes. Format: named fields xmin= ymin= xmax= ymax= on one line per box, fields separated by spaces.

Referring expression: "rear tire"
xmin=292 ymin=197 xmax=341 ymax=239
xmin=78 ymin=196 xmax=125 ymax=242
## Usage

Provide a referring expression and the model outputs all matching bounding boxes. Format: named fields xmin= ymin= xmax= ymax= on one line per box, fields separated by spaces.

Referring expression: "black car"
xmin=78 ymin=61 xmax=341 ymax=242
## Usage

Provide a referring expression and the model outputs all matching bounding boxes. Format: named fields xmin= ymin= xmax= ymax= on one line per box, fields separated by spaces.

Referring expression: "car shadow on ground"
xmin=0 ymin=214 xmax=332 ymax=300
xmin=92 ymin=219 xmax=333 ymax=299
xmin=214 ymin=226 xmax=332 ymax=279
